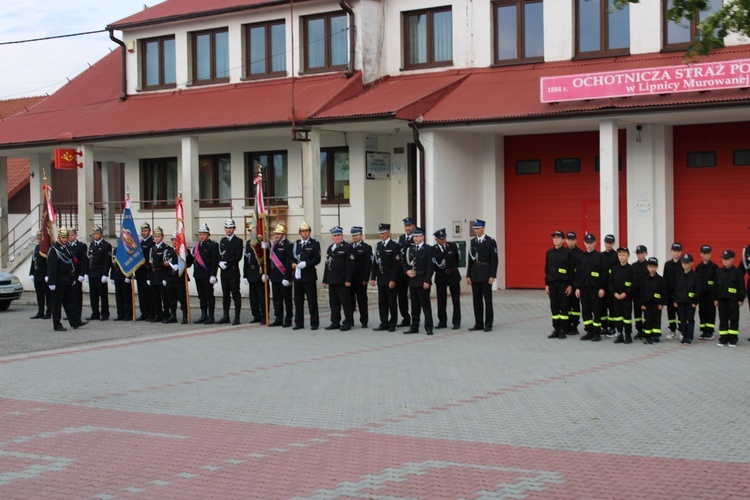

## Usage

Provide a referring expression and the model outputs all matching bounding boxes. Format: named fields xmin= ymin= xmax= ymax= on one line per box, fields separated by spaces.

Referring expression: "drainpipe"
xmin=108 ymin=29 xmax=128 ymax=101
xmin=339 ymin=0 xmax=355 ymax=78
xmin=409 ymin=122 xmax=426 ymax=230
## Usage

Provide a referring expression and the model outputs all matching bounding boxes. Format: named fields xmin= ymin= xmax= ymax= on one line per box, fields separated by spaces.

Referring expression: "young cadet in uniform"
xmin=268 ymin=223 xmax=293 ymax=327
xmin=292 ymin=221 xmax=321 ymax=330
xmin=323 ymin=226 xmax=355 ymax=331
xmin=67 ymin=228 xmax=88 ymax=321
xmin=110 ymin=253 xmax=132 ymax=321
xmin=403 ymin=227 xmax=434 ymax=335
xmin=601 ymin=234 xmax=618 ymax=336
xmin=349 ymin=226 xmax=372 ymax=328
xmin=218 ymin=218 xmax=243 ymax=325
xmin=467 ymin=219 xmax=499 ymax=332
xmin=164 ymin=233 xmax=194 ymax=324
xmin=631 ymin=245 xmax=649 ymax=338
xmin=135 ymin=222 xmax=155 ymax=321
xmin=545 ymin=230 xmax=573 ymax=339
xmin=148 ymin=227 xmax=169 ymax=323
xmin=673 ymin=253 xmax=701 ymax=345
xmin=432 ymin=228 xmax=462 ymax=330
xmin=575 ymin=234 xmax=606 ymax=342
xmin=714 ymin=249 xmax=745 ymax=347
xmin=86 ymin=225 xmax=112 ymax=321
xmin=663 ymin=242 xmax=683 ymax=339
xmin=396 ymin=217 xmax=416 ymax=327
xmin=192 ymin=224 xmax=219 ymax=324
xmin=369 ymin=223 xmax=401 ymax=332
xmin=242 ymin=225 xmax=268 ymax=324
xmin=695 ymin=245 xmax=719 ymax=340
xmin=29 ymin=230 xmax=51 ymax=319
xmin=609 ymin=247 xmax=636 ymax=344
xmin=641 ymin=257 xmax=667 ymax=344
xmin=47 ymin=228 xmax=87 ymax=332
xmin=566 ymin=232 xmax=584 ymax=334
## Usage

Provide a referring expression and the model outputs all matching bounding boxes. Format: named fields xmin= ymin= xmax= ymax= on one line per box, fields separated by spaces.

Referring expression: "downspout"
xmin=339 ymin=0 xmax=355 ymax=78
xmin=108 ymin=29 xmax=128 ymax=101
xmin=409 ymin=122 xmax=426 ymax=230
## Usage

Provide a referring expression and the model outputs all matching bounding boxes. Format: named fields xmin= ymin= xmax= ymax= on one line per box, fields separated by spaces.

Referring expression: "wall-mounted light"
xmin=636 ymin=124 xmax=642 ymax=143
xmin=29 ymin=171 xmax=35 ymax=178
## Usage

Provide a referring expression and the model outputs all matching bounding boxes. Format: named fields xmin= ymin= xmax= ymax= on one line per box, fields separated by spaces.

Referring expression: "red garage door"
xmin=505 ymin=131 xmax=627 ymax=289
xmin=674 ymin=122 xmax=750 ymax=259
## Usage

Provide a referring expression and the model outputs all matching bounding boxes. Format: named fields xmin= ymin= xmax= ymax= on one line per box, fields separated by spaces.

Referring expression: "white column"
xmin=653 ymin=124 xmax=674 ymax=262
xmin=0 ymin=156 xmax=8 ymax=267
xmin=101 ymin=161 xmax=115 ymax=236
xmin=78 ymin=144 xmax=95 ymax=235
xmin=489 ymin=134 xmax=503 ymax=289
xmin=180 ymin=136 xmax=200 ymax=240
xmin=421 ymin=130 xmax=435 ymax=235
xmin=599 ymin=119 xmax=619 ymax=245
xmin=300 ymin=129 xmax=322 ymax=234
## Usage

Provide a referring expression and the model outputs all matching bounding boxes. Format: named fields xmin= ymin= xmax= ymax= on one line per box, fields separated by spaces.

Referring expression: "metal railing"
xmin=0 ymin=203 xmax=42 ymax=266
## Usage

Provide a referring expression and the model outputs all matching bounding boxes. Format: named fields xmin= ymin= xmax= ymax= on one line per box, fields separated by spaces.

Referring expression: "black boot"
xmin=205 ymin=307 xmax=215 ymax=325
xmin=165 ymin=310 xmax=178 ymax=324
xmin=182 ymin=311 xmax=189 ymax=324
xmin=217 ymin=309 xmax=230 ymax=324
xmin=624 ymin=332 xmax=633 ymax=344
xmin=613 ymin=333 xmax=624 ymax=344
xmin=194 ymin=309 xmax=207 ymax=324
xmin=232 ymin=310 xmax=241 ymax=326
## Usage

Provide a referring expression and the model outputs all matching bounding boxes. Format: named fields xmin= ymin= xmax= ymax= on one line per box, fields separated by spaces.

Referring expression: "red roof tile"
xmin=7 ymin=158 xmax=29 ymax=198
xmin=0 ymin=96 xmax=45 ymax=120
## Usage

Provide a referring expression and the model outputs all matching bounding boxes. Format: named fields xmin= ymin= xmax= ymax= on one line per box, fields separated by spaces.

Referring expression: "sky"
xmin=0 ymin=1 xmax=154 ymax=100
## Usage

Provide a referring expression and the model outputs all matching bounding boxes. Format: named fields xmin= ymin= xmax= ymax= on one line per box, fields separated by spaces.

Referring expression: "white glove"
xmin=49 ymin=285 xmax=56 ymax=291
xmin=282 ymin=279 xmax=290 ymax=287
xmin=147 ymin=280 xmax=151 ymax=286
xmin=79 ymin=275 xmax=86 ymax=283
xmin=261 ymin=275 xmax=267 ymax=283
xmin=298 ymin=261 xmax=307 ymax=270
xmin=29 ymin=275 xmax=34 ymax=281
xmin=162 ymin=280 xmax=167 ymax=287
xmin=170 ymin=263 xmax=179 ymax=271
xmin=242 ymin=277 xmax=249 ymax=286
xmin=294 ymin=267 xmax=302 ymax=281
xmin=124 ymin=278 xmax=131 ymax=284
xmin=261 ymin=241 xmax=268 ymax=249
xmin=219 ymin=261 xmax=227 ymax=270
xmin=209 ymin=276 xmax=217 ymax=285
xmin=101 ymin=276 xmax=108 ymax=284
xmin=44 ymin=276 xmax=49 ymax=283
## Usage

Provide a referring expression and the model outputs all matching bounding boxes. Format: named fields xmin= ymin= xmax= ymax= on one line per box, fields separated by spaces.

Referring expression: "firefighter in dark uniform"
xmin=740 ymin=244 xmax=750 ymax=341
xmin=566 ymin=232 xmax=584 ymax=334
xmin=29 ymin=230 xmax=51 ymax=319
xmin=609 ymin=246 xmax=636 ymax=344
xmin=349 ymin=226 xmax=372 ymax=328
xmin=323 ymin=226 xmax=355 ymax=331
xmin=714 ymin=249 xmax=745 ymax=346
xmin=192 ymin=223 xmax=220 ymax=324
xmin=396 ymin=217 xmax=415 ymax=327
xmin=136 ymin=222 xmax=155 ymax=321
xmin=369 ymin=223 xmax=401 ymax=332
xmin=641 ymin=257 xmax=667 ymax=344
xmin=431 ymin=228 xmax=462 ymax=330
xmin=696 ymin=244 xmax=719 ymax=340
xmin=631 ymin=245 xmax=649 ymax=338
xmin=148 ymin=226 xmax=169 ymax=322
xmin=164 ymin=234 xmax=194 ymax=324
xmin=110 ymin=253 xmax=133 ymax=321
xmin=403 ymin=227 xmax=434 ymax=335
xmin=601 ymin=234 xmax=618 ymax=336
xmin=243 ymin=226 xmax=268 ymax=324
xmin=545 ymin=230 xmax=573 ymax=339
xmin=575 ymin=233 xmax=607 ymax=342
xmin=47 ymin=227 xmax=87 ymax=331
xmin=86 ymin=225 xmax=112 ymax=321
xmin=292 ymin=221 xmax=321 ymax=330
xmin=67 ymin=228 xmax=88 ymax=321
xmin=467 ymin=219 xmax=498 ymax=332
xmin=663 ymin=242 xmax=684 ymax=339
xmin=673 ymin=253 xmax=701 ymax=344
xmin=218 ymin=218 xmax=243 ymax=325
xmin=268 ymin=223 xmax=293 ymax=327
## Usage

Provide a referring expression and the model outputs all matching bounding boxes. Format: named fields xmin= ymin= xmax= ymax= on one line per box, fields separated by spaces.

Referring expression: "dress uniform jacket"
xmin=641 ymin=274 xmax=667 ymax=305
xmin=193 ymin=239 xmax=219 ymax=280
xmin=431 ymin=241 xmax=462 ymax=286
xmin=351 ymin=241 xmax=373 ymax=284
xmin=219 ymin=235 xmax=243 ymax=277
xmin=323 ymin=242 xmax=355 ymax=285
xmin=467 ymin=236 xmax=498 ymax=282
xmin=609 ymin=262 xmax=636 ymax=297
xmin=544 ymin=246 xmax=573 ymax=287
xmin=69 ymin=239 xmax=88 ymax=278
xmin=573 ymin=250 xmax=607 ymax=290
xmin=404 ymin=243 xmax=434 ymax=287
xmin=713 ymin=265 xmax=746 ymax=301
xmin=370 ymin=239 xmax=402 ymax=285
xmin=673 ymin=270 xmax=701 ymax=305
xmin=695 ymin=260 xmax=719 ymax=297
xmin=136 ymin=235 xmax=154 ymax=279
xmin=269 ymin=238 xmax=293 ymax=282
xmin=149 ymin=242 xmax=169 ymax=282
xmin=87 ymin=239 xmax=113 ymax=278
xmin=244 ymin=240 xmax=268 ymax=282
xmin=164 ymin=246 xmax=194 ymax=283
xmin=47 ymin=242 xmax=76 ymax=287
xmin=30 ymin=244 xmax=48 ymax=282
xmin=292 ymin=238 xmax=321 ymax=282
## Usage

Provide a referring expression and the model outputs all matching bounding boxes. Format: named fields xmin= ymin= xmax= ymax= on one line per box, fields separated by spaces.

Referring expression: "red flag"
xmin=254 ymin=174 xmax=265 ymax=240
xmin=175 ymin=195 xmax=187 ymax=276
xmin=39 ymin=183 xmax=57 ymax=257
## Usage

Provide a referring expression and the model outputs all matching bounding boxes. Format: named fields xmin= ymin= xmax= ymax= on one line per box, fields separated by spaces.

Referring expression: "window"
xmin=191 ymin=28 xmax=229 ymax=84
xmin=594 ymin=155 xmax=623 ymax=172
xmin=199 ymin=154 xmax=232 ymax=207
xmin=494 ymin=1 xmax=543 ymax=65
xmin=515 ymin=159 xmax=541 ymax=175
xmin=245 ymin=151 xmax=288 ymax=203
xmin=303 ymin=12 xmax=348 ymax=73
xmin=321 ymin=147 xmax=349 ymax=203
xmin=734 ymin=150 xmax=750 ymax=166
xmin=245 ymin=20 xmax=286 ymax=78
xmin=403 ymin=7 xmax=453 ymax=69
xmin=140 ymin=158 xmax=177 ymax=209
xmin=576 ymin=0 xmax=629 ymax=57
xmin=686 ymin=151 xmax=716 ymax=168
xmin=664 ymin=0 xmax=723 ymax=50
xmin=141 ymin=36 xmax=176 ymax=89
xmin=555 ymin=158 xmax=581 ymax=173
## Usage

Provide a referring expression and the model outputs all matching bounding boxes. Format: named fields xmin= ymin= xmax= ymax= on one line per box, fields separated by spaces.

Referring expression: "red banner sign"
xmin=541 ymin=58 xmax=750 ymax=103
xmin=54 ymin=148 xmax=81 ymax=169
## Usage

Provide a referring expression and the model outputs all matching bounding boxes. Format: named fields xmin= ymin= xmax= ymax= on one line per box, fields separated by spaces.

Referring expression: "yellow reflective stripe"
xmin=591 ymin=271 xmax=600 ymax=277
xmin=728 ymin=287 xmax=737 ymax=293
xmin=707 ymin=280 xmax=714 ymax=285
xmin=558 ymin=268 xmax=567 ymax=274
xmin=688 ymin=292 xmax=695 ymax=297
xmin=654 ymin=293 xmax=661 ymax=299
xmin=624 ymin=281 xmax=632 ymax=287
xmin=728 ymin=329 xmax=739 ymax=334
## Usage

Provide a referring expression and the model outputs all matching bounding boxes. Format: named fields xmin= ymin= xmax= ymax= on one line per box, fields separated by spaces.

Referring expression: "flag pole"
xmin=179 ymin=191 xmax=192 ymax=324
xmin=258 ymin=164 xmax=270 ymax=326
xmin=126 ymin=186 xmax=137 ymax=321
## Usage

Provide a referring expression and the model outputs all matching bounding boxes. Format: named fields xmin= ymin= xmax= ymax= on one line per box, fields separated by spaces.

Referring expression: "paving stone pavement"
xmin=1 ymin=290 xmax=749 ymax=498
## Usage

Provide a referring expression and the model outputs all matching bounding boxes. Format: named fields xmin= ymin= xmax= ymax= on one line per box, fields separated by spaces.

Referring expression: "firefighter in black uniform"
xmin=218 ymin=218 xmax=243 ymax=325
xmin=631 ymin=245 xmax=649 ymax=338
xmin=148 ymin=226 xmax=169 ymax=322
xmin=349 ymin=226 xmax=372 ymax=328
xmin=641 ymin=257 xmax=667 ymax=344
xmin=164 ymin=233 xmax=194 ymax=324
xmin=403 ymin=227 xmax=434 ymax=335
xmin=369 ymin=223 xmax=401 ymax=332
xmin=663 ymin=242 xmax=683 ymax=339
xmin=323 ymin=226 xmax=355 ymax=331
xmin=601 ymin=234 xmax=618 ymax=336
xmin=396 ymin=217 xmax=415 ymax=327
xmin=268 ymin=223 xmax=293 ymax=327
xmin=47 ymin=227 xmax=87 ymax=331
xmin=192 ymin=223 xmax=220 ymax=324
xmin=292 ymin=221 xmax=321 ymax=330
xmin=110 ymin=253 xmax=132 ymax=321
xmin=86 ymin=225 xmax=112 ymax=321
xmin=740 ymin=244 xmax=750 ymax=341
xmin=243 ymin=227 xmax=268 ymax=324
xmin=432 ymin=228 xmax=462 ymax=330
xmin=566 ymin=232 xmax=584 ymax=335
xmin=696 ymin=244 xmax=719 ymax=340
xmin=673 ymin=253 xmax=701 ymax=344
xmin=136 ymin=222 xmax=155 ymax=321
xmin=67 ymin=228 xmax=88 ymax=321
xmin=714 ymin=249 xmax=745 ymax=347
xmin=467 ymin=219 xmax=498 ymax=332
xmin=609 ymin=246 xmax=636 ymax=344
xmin=575 ymin=234 xmax=607 ymax=342
xmin=29 ymin=230 xmax=51 ymax=319
xmin=545 ymin=230 xmax=573 ymax=339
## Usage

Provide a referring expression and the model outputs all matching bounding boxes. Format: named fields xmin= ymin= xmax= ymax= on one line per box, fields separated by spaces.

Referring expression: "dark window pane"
xmin=607 ymin=0 xmax=629 ymax=50
xmin=163 ymin=38 xmax=176 ymax=84
xmin=516 ymin=159 xmax=541 ymax=175
xmin=496 ymin=5 xmax=518 ymax=61
xmin=307 ymin=18 xmax=325 ymax=69
xmin=734 ymin=150 xmax=750 ymax=166
xmin=407 ymin=13 xmax=428 ymax=65
xmin=686 ymin=151 xmax=716 ymax=168
xmin=330 ymin=15 xmax=348 ymax=66
xmin=433 ymin=10 xmax=452 ymax=62
xmin=320 ymin=151 xmax=329 ymax=199
xmin=578 ymin=0 xmax=601 ymax=53
xmin=270 ymin=23 xmax=286 ymax=72
xmin=524 ymin=2 xmax=544 ymax=58
xmin=555 ymin=157 xmax=581 ymax=173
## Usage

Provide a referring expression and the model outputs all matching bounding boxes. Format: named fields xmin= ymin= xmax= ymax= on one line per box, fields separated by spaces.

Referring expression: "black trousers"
xmin=666 ymin=293 xmax=679 ymax=332
xmin=294 ymin=280 xmax=319 ymax=328
xmin=409 ymin=285 xmax=433 ymax=332
xmin=248 ymin=280 xmax=267 ymax=320
xmin=643 ymin=303 xmax=663 ymax=336
xmin=166 ymin=280 xmax=187 ymax=317
xmin=436 ymin=282 xmax=461 ymax=327
xmin=397 ymin=277 xmax=411 ymax=323
xmin=271 ymin=282 xmax=293 ymax=324
xmin=329 ymin=284 xmax=353 ymax=327
xmin=548 ymin=282 xmax=569 ymax=334
xmin=611 ymin=296 xmax=633 ymax=334
xmin=151 ymin=279 xmax=167 ymax=319
xmin=72 ymin=280 xmax=83 ymax=320
xmin=717 ymin=299 xmax=740 ymax=345
xmin=113 ymin=279 xmax=132 ymax=320
xmin=33 ymin=280 xmax=50 ymax=315
xmin=88 ymin=275 xmax=109 ymax=318
xmin=568 ymin=290 xmax=581 ymax=329
xmin=136 ymin=275 xmax=154 ymax=318
xmin=52 ymin=283 xmax=78 ymax=328
xmin=579 ymin=288 xmax=602 ymax=333
xmin=377 ymin=285 xmax=398 ymax=328
xmin=698 ymin=293 xmax=716 ymax=333
xmin=471 ymin=281 xmax=493 ymax=328
xmin=221 ymin=274 xmax=241 ymax=313
xmin=195 ymin=277 xmax=215 ymax=312
xmin=350 ymin=281 xmax=369 ymax=326
xmin=603 ymin=293 xmax=615 ymax=331
xmin=677 ymin=303 xmax=696 ymax=341
xmin=633 ymin=296 xmax=644 ymax=332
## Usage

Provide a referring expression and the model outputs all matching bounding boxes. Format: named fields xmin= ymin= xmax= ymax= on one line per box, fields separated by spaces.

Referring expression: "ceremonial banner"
xmin=115 ymin=198 xmax=145 ymax=277
xmin=175 ymin=195 xmax=187 ymax=276
xmin=39 ymin=182 xmax=57 ymax=257
xmin=253 ymin=173 xmax=266 ymax=240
